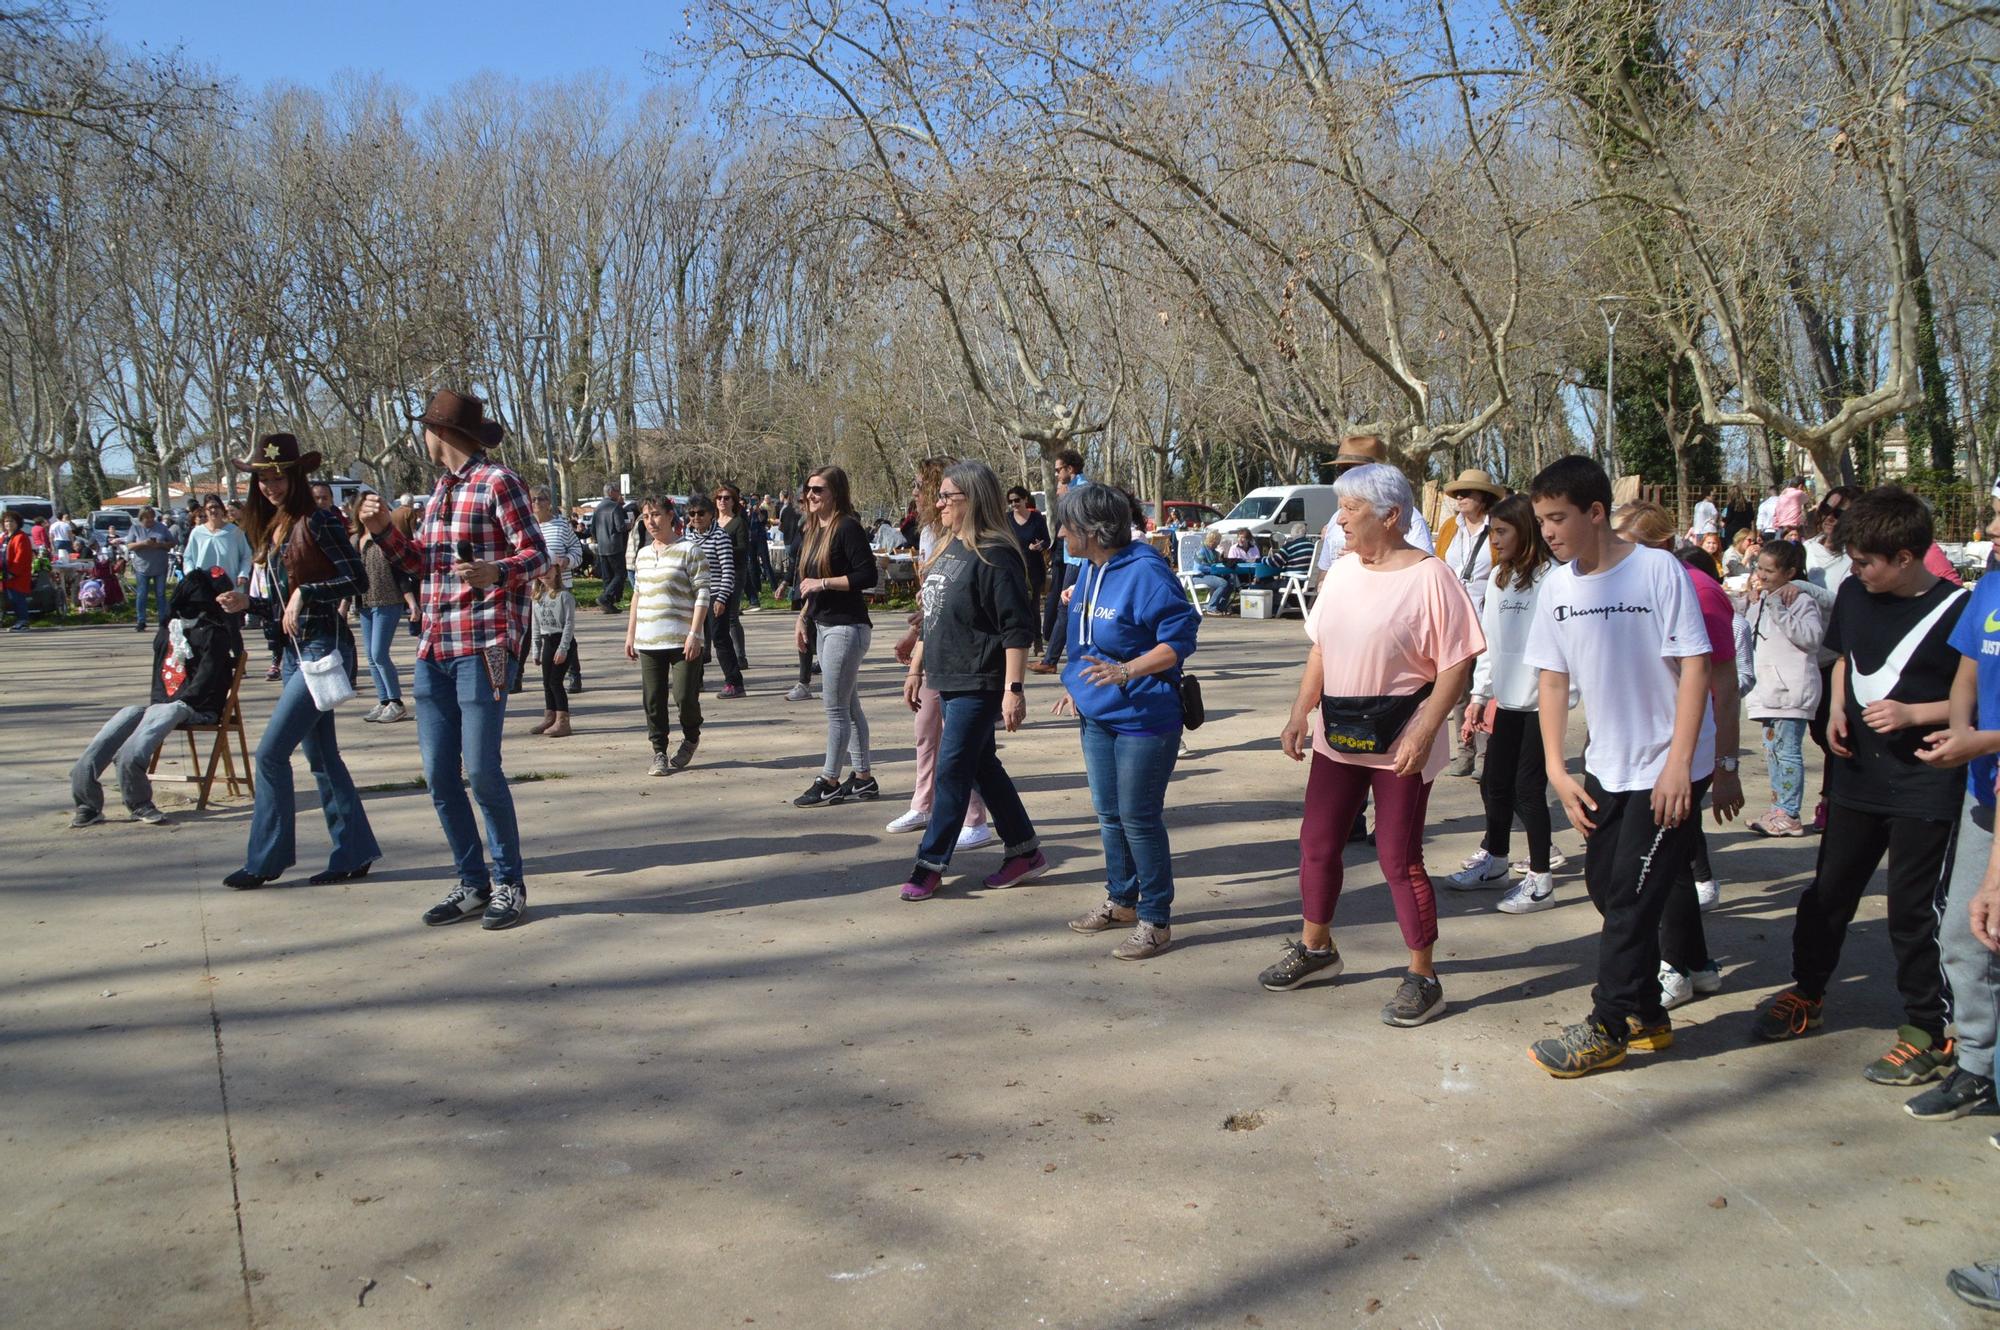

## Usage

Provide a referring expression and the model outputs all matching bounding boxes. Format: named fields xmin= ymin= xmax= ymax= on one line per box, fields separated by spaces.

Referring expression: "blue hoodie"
xmin=1062 ymin=541 xmax=1201 ymax=732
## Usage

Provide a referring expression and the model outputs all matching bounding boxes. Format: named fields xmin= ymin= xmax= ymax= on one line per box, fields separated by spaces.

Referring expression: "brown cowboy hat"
xmin=1333 ymin=434 xmax=1388 ymax=468
xmin=410 ymin=389 xmax=505 ymax=449
xmin=231 ymin=432 xmax=323 ymax=475
xmin=1441 ymin=468 xmax=1506 ymax=501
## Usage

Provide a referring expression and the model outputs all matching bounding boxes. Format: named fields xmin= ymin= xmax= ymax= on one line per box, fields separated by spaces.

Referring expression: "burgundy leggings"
xmin=1298 ymin=752 xmax=1440 ymax=950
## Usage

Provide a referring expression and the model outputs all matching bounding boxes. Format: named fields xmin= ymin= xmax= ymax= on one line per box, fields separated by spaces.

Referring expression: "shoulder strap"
xmin=1458 ymin=526 xmax=1489 ymax=581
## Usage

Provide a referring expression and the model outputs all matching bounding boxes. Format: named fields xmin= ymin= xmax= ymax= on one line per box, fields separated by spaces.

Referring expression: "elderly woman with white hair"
xmin=1268 ymin=463 xmax=1485 ymax=1027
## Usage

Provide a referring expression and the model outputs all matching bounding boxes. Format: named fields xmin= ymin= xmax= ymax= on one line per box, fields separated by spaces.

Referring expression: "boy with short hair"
xmin=1753 ymin=486 xmax=1968 ymax=1088
xmin=1521 ymin=456 xmax=1716 ymax=1077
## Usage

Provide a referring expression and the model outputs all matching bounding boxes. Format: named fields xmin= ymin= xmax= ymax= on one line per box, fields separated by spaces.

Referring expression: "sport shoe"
xmin=1445 ymin=750 xmax=1475 ymax=778
xmin=1948 ymin=1261 xmax=2000 ymax=1312
xmin=786 ymin=682 xmax=814 ymax=702
xmin=1530 ymin=1019 xmax=1628 ymax=1078
xmin=956 ymin=822 xmax=995 ymax=850
xmin=1690 ymin=963 xmax=1721 ymax=995
xmin=1070 ymin=898 xmax=1138 ymax=933
xmin=481 ymin=881 xmax=527 ymax=930
xmin=982 ymin=850 xmax=1046 ymax=888
xmin=1381 ymin=971 xmax=1445 ymax=1027
xmin=839 ymin=773 xmax=881 ymax=802
xmin=423 ymin=881 xmax=492 ymax=926
xmin=899 ymin=869 xmax=943 ymax=902
xmin=1660 ymin=963 xmax=1695 ymax=1012
xmin=130 ymin=804 xmax=172 ymax=826
xmin=1864 ymin=1026 xmax=1956 ymax=1086
xmin=1113 ymin=923 xmax=1172 ymax=960
xmin=1695 ymin=878 xmax=1720 ymax=911
xmin=1511 ymin=851 xmax=1568 ymax=876
xmin=1750 ymin=807 xmax=1806 ymax=837
xmin=1752 ymin=988 xmax=1824 ymax=1041
xmin=70 ymin=807 xmax=106 ymax=828
xmin=718 ymin=683 xmax=746 ymax=699
xmin=1904 ymin=1068 xmax=1997 ymax=1121
xmin=362 ymin=701 xmax=388 ymax=723
xmin=264 ymin=663 xmax=281 ymax=681
xmin=1258 ymin=939 xmax=1342 ymax=991
xmin=380 ymin=700 xmax=409 ymax=723
xmin=648 ymin=751 xmax=669 ymax=777
xmin=1811 ymin=800 xmax=1827 ymax=833
xmin=1446 ymin=850 xmax=1510 ymax=890
xmin=1626 ymin=1014 xmax=1675 ymax=1052
xmin=669 ymin=739 xmax=698 ymax=771
xmin=794 ymin=776 xmax=843 ymax=807
xmin=886 ymin=807 xmax=929 ymax=833
xmin=1497 ymin=871 xmax=1555 ymax=913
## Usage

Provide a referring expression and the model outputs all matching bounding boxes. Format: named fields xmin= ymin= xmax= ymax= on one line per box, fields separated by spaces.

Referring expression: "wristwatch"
xmin=1717 ymin=755 xmax=1739 ymax=773
xmin=1008 ymin=681 xmax=1024 ymax=695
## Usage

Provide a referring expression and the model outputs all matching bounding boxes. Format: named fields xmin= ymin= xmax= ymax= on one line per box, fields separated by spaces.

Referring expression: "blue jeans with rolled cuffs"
xmin=414 ymin=652 xmax=524 ymax=889
xmin=1080 ymin=717 xmax=1181 ymax=926
xmin=915 ymin=690 xmax=1039 ymax=873
xmin=244 ymin=632 xmax=381 ymax=877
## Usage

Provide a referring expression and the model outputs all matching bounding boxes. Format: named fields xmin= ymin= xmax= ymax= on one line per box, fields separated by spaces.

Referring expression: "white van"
xmin=1209 ymin=485 xmax=1338 ymax=540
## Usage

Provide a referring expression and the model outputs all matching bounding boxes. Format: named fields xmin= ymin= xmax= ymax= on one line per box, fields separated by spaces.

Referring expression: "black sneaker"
xmin=794 ymin=776 xmax=843 ymax=808
xmin=841 ymin=773 xmax=881 ymax=802
xmin=481 ymin=881 xmax=527 ymax=930
xmin=669 ymin=739 xmax=698 ymax=771
xmin=131 ymin=804 xmax=172 ymax=826
xmin=1258 ymin=940 xmax=1343 ymax=991
xmin=1904 ymin=1068 xmax=1997 ymax=1122
xmin=1381 ymin=971 xmax=1445 ymax=1027
xmin=423 ymin=881 xmax=491 ymax=926
xmin=70 ymin=807 xmax=106 ymax=828
xmin=1530 ymin=1018 xmax=1628 ymax=1078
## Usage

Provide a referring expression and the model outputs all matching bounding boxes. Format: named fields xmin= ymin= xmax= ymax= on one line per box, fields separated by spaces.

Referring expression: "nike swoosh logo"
xmin=1986 ymin=609 xmax=2000 ymax=632
xmin=1850 ymin=588 xmax=1968 ymax=706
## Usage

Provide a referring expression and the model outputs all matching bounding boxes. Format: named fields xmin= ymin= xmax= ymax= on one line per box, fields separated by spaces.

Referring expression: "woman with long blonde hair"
xmin=793 ymin=465 xmax=882 ymax=807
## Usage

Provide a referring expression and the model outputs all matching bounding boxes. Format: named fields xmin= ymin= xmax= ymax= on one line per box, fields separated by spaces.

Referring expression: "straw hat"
xmin=1441 ymin=468 xmax=1506 ymax=500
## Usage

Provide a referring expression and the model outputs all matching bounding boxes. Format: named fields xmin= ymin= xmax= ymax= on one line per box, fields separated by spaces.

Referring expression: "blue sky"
xmin=102 ymin=0 xmax=673 ymax=91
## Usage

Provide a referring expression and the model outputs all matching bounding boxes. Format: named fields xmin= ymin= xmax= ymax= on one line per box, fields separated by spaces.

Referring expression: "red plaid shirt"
xmin=381 ymin=455 xmax=549 ymax=661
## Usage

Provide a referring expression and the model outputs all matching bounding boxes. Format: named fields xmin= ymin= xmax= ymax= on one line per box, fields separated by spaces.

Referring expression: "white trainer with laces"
xmin=1695 ymin=878 xmax=1720 ymax=911
xmin=1660 ymin=962 xmax=1694 ymax=1011
xmin=1446 ymin=850 xmax=1510 ymax=890
xmin=1496 ymin=871 xmax=1555 ymax=914
xmin=1690 ymin=963 xmax=1722 ymax=995
xmin=956 ymin=823 xmax=996 ymax=850
xmin=885 ymin=807 xmax=928 ymax=833
xmin=1512 ymin=850 xmax=1568 ymax=876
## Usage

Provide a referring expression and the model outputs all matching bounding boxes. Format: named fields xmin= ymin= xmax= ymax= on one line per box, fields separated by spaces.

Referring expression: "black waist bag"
xmin=1319 ymin=682 xmax=1434 ymax=755
xmin=1179 ymin=673 xmax=1205 ymax=730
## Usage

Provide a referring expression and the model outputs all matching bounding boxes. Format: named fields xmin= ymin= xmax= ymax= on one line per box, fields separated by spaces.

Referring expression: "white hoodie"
xmin=1471 ymin=562 xmax=1575 ymax=712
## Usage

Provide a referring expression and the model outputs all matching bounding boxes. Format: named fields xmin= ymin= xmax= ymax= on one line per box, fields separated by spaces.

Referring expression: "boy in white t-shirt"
xmin=1522 ymin=457 xmax=1718 ymax=1077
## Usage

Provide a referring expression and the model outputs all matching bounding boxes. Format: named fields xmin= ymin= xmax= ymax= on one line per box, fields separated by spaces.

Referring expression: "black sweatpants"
xmin=1582 ymin=772 xmax=1713 ymax=1030
xmin=1481 ymin=707 xmax=1552 ymax=872
xmin=1791 ymin=797 xmax=1960 ymax=1039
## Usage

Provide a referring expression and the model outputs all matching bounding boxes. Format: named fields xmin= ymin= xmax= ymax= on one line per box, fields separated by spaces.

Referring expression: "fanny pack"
xmin=1320 ymin=682 xmax=1434 ymax=755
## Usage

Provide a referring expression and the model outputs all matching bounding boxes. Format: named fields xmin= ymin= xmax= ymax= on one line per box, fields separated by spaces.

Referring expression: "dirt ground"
xmin=0 ymin=607 xmax=1990 ymax=1329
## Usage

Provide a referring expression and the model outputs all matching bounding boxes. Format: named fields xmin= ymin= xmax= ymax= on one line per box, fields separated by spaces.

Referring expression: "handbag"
xmin=1319 ymin=682 xmax=1434 ymax=755
xmin=1178 ymin=673 xmax=1205 ymax=730
xmin=294 ymin=635 xmax=355 ymax=712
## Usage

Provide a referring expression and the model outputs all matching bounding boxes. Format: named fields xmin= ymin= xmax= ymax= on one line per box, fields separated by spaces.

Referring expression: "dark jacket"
xmin=919 ymin=536 xmax=1036 ymax=692
xmin=592 ymin=500 xmax=630 ymax=555
xmin=152 ymin=568 xmax=244 ymax=722
xmin=801 ymin=515 xmax=878 ymax=626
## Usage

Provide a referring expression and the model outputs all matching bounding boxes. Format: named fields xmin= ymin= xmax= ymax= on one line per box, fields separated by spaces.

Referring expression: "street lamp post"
xmin=1597 ymin=296 xmax=1631 ymax=480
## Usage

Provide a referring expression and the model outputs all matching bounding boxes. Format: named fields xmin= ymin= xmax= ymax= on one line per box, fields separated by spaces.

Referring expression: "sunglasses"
xmin=805 ymin=485 xmax=828 ymax=495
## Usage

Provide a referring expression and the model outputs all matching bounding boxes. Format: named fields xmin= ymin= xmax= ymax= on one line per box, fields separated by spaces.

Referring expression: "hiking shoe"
xmin=1381 ymin=972 xmax=1446 ymax=1027
xmin=1530 ymin=1019 xmax=1628 ymax=1078
xmin=669 ymin=739 xmax=698 ymax=771
xmin=956 ymin=822 xmax=995 ymax=850
xmin=1948 ymin=1262 xmax=2000 ymax=1312
xmin=1070 ymin=898 xmax=1138 ymax=934
xmin=423 ymin=881 xmax=491 ymax=926
xmin=481 ymin=881 xmax=527 ymax=930
xmin=1864 ymin=1027 xmax=1956 ymax=1086
xmin=1750 ymin=807 xmax=1806 ymax=837
xmin=899 ymin=869 xmax=943 ymax=902
xmin=1904 ymin=1068 xmax=1997 ymax=1122
xmin=1626 ymin=1015 xmax=1675 ymax=1052
xmin=885 ymin=807 xmax=929 ymax=833
xmin=1695 ymin=878 xmax=1720 ymax=911
xmin=70 ymin=807 xmax=106 ymax=828
xmin=794 ymin=776 xmax=843 ymax=808
xmin=1497 ymin=871 xmax=1555 ymax=913
xmin=648 ymin=751 xmax=670 ymax=777
xmin=785 ymin=682 xmax=814 ymax=702
xmin=1660 ymin=963 xmax=1695 ymax=1012
xmin=839 ymin=773 xmax=881 ymax=802
xmin=1752 ymin=988 xmax=1824 ymax=1041
xmin=718 ymin=683 xmax=746 ymax=699
xmin=1258 ymin=940 xmax=1343 ymax=991
xmin=1113 ymin=923 xmax=1172 ymax=960
xmin=983 ymin=850 xmax=1047 ymax=888
xmin=1446 ymin=850 xmax=1510 ymax=890
xmin=1512 ymin=851 xmax=1568 ymax=876
xmin=131 ymin=804 xmax=172 ymax=826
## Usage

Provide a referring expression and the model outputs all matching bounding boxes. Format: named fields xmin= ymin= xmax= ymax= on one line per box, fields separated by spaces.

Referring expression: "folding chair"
xmin=1275 ymin=537 xmax=1322 ymax=617
xmin=1175 ymin=532 xmax=1214 ymax=610
xmin=148 ymin=650 xmax=254 ymax=809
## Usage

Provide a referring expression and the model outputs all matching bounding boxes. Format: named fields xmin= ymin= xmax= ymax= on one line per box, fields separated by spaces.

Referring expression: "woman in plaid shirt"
xmin=356 ymin=391 xmax=549 ymax=931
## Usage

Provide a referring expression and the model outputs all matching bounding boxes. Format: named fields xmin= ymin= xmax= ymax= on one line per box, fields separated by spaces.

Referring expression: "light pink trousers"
xmin=912 ymin=684 xmax=987 ymax=825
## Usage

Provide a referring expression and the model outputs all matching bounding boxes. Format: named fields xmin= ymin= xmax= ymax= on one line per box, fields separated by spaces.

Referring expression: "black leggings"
xmin=1480 ymin=708 xmax=1552 ymax=872
xmin=538 ymin=635 xmax=569 ymax=712
xmin=796 ymin=615 xmax=818 ymax=686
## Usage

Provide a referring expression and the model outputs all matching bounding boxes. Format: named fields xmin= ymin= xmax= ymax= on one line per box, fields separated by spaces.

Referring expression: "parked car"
xmin=89 ymin=508 xmax=135 ymax=541
xmin=1208 ymin=485 xmax=1338 ymax=540
xmin=0 ymin=495 xmax=54 ymax=525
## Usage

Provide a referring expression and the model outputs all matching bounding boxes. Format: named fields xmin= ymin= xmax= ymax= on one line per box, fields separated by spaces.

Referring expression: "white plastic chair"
xmin=1175 ymin=532 xmax=1214 ymax=609
xmin=1276 ymin=537 xmax=1321 ymax=616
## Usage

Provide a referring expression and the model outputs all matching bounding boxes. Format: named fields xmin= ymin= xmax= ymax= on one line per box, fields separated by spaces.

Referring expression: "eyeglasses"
xmin=937 ymin=490 xmax=965 ymax=504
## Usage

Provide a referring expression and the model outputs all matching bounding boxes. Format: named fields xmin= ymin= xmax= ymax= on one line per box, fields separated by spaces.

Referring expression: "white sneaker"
xmin=1446 ymin=850 xmax=1510 ymax=890
xmin=1496 ymin=871 xmax=1555 ymax=913
xmin=885 ymin=807 xmax=929 ymax=833
xmin=1512 ymin=851 xmax=1568 ymax=876
xmin=785 ymin=683 xmax=815 ymax=702
xmin=361 ymin=702 xmax=388 ymax=723
xmin=1695 ymin=878 xmax=1720 ymax=911
xmin=1660 ymin=962 xmax=1694 ymax=1011
xmin=1690 ymin=963 xmax=1722 ymax=995
xmin=956 ymin=823 xmax=996 ymax=850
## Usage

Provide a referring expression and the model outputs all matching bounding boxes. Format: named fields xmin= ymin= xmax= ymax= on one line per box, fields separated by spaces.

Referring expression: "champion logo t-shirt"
xmin=1523 ymin=543 xmax=1716 ymax=792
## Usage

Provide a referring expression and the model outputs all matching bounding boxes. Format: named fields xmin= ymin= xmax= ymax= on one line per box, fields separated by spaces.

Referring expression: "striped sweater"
xmin=538 ymin=516 xmax=585 ymax=588
xmin=631 ymin=537 xmax=708 ymax=650
xmin=683 ymin=522 xmax=736 ymax=602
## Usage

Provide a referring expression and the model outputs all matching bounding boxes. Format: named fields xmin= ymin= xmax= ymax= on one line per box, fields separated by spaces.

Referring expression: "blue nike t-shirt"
xmin=1947 ymin=573 xmax=2000 ymax=807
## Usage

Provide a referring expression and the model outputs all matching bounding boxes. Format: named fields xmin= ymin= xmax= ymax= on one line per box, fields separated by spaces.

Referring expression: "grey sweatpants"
xmin=818 ymin=623 xmax=872 ymax=780
xmin=1942 ymin=798 xmax=2000 ymax=1077
xmin=71 ymin=701 xmax=191 ymax=813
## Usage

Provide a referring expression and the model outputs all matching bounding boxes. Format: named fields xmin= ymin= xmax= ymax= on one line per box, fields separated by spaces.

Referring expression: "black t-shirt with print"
xmin=1823 ymin=575 xmax=1969 ymax=819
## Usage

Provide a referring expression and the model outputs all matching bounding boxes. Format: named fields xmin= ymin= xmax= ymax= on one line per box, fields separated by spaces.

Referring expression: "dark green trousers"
xmin=639 ymin=647 xmax=704 ymax=750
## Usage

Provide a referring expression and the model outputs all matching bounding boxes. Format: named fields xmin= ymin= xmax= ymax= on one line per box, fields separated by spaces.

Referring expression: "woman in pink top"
xmin=1268 ymin=464 xmax=1485 ymax=1027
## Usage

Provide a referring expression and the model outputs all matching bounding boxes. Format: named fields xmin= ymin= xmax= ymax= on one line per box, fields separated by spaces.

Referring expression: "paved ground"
xmin=0 ymin=607 xmax=1991 ymax=1329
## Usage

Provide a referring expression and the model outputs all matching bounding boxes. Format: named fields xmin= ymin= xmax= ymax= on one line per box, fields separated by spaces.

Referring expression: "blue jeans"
xmin=5 ymin=587 xmax=28 ymax=626
xmin=1192 ymin=573 xmax=1231 ymax=610
xmin=1079 ymin=717 xmax=1181 ymax=926
xmin=134 ymin=570 xmax=168 ymax=625
xmin=915 ymin=690 xmax=1039 ymax=872
xmin=1760 ymin=717 xmax=1808 ymax=817
xmin=244 ymin=633 xmax=380 ymax=877
xmin=415 ymin=652 xmax=523 ymax=888
xmin=358 ymin=605 xmax=405 ymax=703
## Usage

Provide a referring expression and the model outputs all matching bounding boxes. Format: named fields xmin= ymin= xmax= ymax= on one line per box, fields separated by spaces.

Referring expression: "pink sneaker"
xmin=1752 ymin=808 xmax=1806 ymax=838
xmin=899 ymin=870 xmax=943 ymax=902
xmin=982 ymin=850 xmax=1047 ymax=889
